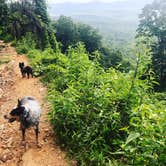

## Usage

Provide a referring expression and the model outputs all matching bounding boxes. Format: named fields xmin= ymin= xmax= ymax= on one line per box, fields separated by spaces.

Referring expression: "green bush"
xmin=28 ymin=43 xmax=165 ymax=165
xmin=2 ymin=33 xmax=13 ymax=42
xmin=15 ymin=32 xmax=36 ymax=54
xmin=121 ymin=98 xmax=166 ymax=165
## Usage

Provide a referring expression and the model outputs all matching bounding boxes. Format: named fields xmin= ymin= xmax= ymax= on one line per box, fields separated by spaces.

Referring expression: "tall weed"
xmin=28 ymin=43 xmax=165 ymax=165
xmin=15 ymin=32 xmax=36 ymax=54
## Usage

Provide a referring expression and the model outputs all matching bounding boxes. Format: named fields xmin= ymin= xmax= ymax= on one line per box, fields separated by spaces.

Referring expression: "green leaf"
xmin=125 ymin=132 xmax=140 ymax=145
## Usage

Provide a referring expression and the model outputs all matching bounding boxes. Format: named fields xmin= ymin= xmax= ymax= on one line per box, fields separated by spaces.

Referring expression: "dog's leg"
xmin=22 ymin=71 xmax=25 ymax=78
xmin=21 ymin=71 xmax=24 ymax=78
xmin=27 ymin=72 xmax=30 ymax=79
xmin=35 ymin=125 xmax=39 ymax=145
xmin=22 ymin=127 xmax=26 ymax=141
xmin=21 ymin=127 xmax=26 ymax=147
xmin=35 ymin=124 xmax=41 ymax=148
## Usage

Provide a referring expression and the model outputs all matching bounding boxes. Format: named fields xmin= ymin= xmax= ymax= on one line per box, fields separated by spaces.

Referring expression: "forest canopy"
xmin=137 ymin=0 xmax=166 ymax=91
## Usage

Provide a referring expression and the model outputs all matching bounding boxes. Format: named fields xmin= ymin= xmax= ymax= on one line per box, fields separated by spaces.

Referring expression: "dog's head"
xmin=4 ymin=99 xmax=29 ymax=123
xmin=19 ymin=62 xmax=24 ymax=69
xmin=4 ymin=106 xmax=24 ymax=123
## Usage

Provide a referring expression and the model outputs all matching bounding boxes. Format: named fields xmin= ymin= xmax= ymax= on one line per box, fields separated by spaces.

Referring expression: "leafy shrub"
xmin=1 ymin=33 xmax=13 ymax=42
xmin=15 ymin=32 xmax=36 ymax=54
xmin=121 ymin=99 xmax=166 ymax=165
xmin=28 ymin=43 xmax=165 ymax=165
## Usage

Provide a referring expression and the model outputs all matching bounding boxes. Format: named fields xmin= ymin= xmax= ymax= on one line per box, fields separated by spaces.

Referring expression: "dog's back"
xmin=19 ymin=97 xmax=41 ymax=126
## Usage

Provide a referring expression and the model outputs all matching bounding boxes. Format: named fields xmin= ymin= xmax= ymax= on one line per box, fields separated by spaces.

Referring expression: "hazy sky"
xmin=47 ymin=0 xmax=127 ymax=4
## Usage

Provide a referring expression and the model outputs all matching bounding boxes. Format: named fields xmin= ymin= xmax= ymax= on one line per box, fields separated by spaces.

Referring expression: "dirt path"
xmin=0 ymin=41 xmax=74 ymax=166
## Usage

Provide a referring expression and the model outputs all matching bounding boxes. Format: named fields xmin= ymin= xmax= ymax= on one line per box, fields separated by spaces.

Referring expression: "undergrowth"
xmin=26 ymin=43 xmax=165 ymax=165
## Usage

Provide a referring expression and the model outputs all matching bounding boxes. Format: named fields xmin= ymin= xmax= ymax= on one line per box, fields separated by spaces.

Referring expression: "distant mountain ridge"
xmin=48 ymin=0 xmax=153 ymax=47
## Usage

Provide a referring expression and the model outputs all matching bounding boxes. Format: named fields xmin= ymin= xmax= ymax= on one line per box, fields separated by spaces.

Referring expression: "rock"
xmin=0 ymin=88 xmax=3 ymax=98
xmin=1 ymin=145 xmax=7 ymax=149
xmin=0 ymin=151 xmax=13 ymax=162
xmin=43 ymin=137 xmax=48 ymax=142
xmin=0 ymin=124 xmax=5 ymax=131
xmin=0 ymin=154 xmax=8 ymax=162
xmin=44 ymin=128 xmax=49 ymax=132
xmin=40 ymin=88 xmax=44 ymax=91
xmin=7 ymin=137 xmax=13 ymax=148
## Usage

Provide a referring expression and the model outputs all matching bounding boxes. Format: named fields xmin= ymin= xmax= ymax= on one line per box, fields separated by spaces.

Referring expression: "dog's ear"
xmin=22 ymin=62 xmax=24 ymax=66
xmin=18 ymin=98 xmax=21 ymax=106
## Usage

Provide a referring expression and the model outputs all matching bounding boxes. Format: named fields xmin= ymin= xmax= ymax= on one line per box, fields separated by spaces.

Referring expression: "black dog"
xmin=19 ymin=62 xmax=33 ymax=78
xmin=4 ymin=97 xmax=42 ymax=146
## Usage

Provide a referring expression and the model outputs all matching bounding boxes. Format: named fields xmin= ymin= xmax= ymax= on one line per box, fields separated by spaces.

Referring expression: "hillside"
xmin=0 ymin=41 xmax=75 ymax=165
xmin=48 ymin=0 xmax=153 ymax=47
xmin=0 ymin=0 xmax=165 ymax=165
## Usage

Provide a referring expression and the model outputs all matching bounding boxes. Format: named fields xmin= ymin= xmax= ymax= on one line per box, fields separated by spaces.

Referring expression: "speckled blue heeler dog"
xmin=5 ymin=97 xmax=42 ymax=146
xmin=19 ymin=62 xmax=33 ymax=78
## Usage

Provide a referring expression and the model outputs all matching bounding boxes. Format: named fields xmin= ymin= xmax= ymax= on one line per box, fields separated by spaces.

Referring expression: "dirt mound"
xmin=0 ymin=41 xmax=75 ymax=166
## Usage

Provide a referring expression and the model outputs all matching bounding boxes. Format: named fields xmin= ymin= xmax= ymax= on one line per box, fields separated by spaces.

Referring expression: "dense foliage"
xmin=137 ymin=0 xmax=166 ymax=91
xmin=53 ymin=15 xmax=129 ymax=70
xmin=99 ymin=46 xmax=131 ymax=72
xmin=53 ymin=15 xmax=102 ymax=53
xmin=0 ymin=1 xmax=128 ymax=70
xmin=27 ymin=42 xmax=165 ymax=165
xmin=0 ymin=0 xmax=57 ymax=50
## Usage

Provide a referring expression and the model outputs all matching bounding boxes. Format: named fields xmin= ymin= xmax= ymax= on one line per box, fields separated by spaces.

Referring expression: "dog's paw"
xmin=20 ymin=141 xmax=26 ymax=147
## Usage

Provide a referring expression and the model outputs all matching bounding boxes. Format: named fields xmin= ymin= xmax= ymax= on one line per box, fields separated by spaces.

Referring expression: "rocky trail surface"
xmin=0 ymin=41 xmax=74 ymax=166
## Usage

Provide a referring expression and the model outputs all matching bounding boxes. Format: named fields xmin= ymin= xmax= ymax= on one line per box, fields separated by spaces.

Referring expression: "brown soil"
xmin=0 ymin=41 xmax=75 ymax=166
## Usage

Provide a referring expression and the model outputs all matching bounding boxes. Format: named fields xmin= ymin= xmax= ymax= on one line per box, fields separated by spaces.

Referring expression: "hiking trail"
xmin=0 ymin=41 xmax=75 ymax=166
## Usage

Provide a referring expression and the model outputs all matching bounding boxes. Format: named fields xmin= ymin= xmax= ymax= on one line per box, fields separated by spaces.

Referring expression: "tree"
xmin=99 ymin=47 xmax=122 ymax=68
xmin=33 ymin=0 xmax=49 ymax=24
xmin=0 ymin=0 xmax=9 ymax=37
xmin=0 ymin=0 xmax=8 ymax=25
xmin=0 ymin=0 xmax=56 ymax=50
xmin=99 ymin=46 xmax=130 ymax=72
xmin=78 ymin=23 xmax=102 ymax=53
xmin=53 ymin=16 xmax=130 ymax=70
xmin=137 ymin=0 xmax=166 ymax=91
xmin=53 ymin=16 xmax=102 ymax=53
xmin=53 ymin=15 xmax=78 ymax=52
